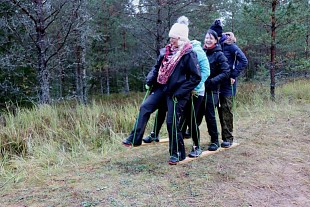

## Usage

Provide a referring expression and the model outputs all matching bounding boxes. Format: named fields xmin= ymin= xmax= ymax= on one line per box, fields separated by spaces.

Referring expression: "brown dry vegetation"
xmin=0 ymin=80 xmax=309 ymax=207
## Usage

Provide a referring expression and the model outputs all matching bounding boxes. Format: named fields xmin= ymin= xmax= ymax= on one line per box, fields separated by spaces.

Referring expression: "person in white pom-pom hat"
xmin=143 ymin=17 xmax=211 ymax=159
xmin=122 ymin=16 xmax=201 ymax=165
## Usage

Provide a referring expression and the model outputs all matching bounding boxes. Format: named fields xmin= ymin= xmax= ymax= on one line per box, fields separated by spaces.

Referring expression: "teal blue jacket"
xmin=191 ymin=40 xmax=210 ymax=96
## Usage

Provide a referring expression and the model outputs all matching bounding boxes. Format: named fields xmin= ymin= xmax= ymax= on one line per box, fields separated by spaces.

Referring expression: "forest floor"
xmin=0 ymin=100 xmax=309 ymax=207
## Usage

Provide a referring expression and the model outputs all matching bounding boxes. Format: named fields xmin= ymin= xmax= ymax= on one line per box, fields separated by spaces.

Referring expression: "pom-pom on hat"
xmin=169 ymin=16 xmax=189 ymax=42
xmin=209 ymin=19 xmax=223 ymax=37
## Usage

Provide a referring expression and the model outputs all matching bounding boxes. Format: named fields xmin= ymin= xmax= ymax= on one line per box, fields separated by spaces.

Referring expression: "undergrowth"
xmin=0 ymin=79 xmax=309 ymax=182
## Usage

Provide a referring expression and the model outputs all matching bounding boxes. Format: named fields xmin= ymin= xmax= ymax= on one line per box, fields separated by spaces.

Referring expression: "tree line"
xmin=0 ymin=0 xmax=309 ymax=107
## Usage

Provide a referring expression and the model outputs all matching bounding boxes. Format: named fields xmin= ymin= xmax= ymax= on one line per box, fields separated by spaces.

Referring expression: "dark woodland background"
xmin=1 ymin=0 xmax=309 ymax=107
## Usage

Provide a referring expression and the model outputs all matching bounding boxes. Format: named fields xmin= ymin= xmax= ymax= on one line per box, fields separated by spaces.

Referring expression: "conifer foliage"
xmin=0 ymin=0 xmax=308 ymax=108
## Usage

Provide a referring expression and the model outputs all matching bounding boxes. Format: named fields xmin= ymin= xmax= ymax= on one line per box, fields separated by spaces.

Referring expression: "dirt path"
xmin=1 ymin=105 xmax=309 ymax=207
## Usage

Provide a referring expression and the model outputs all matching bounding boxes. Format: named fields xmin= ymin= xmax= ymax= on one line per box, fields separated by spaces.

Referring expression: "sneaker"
xmin=208 ymin=143 xmax=219 ymax=151
xmin=221 ymin=140 xmax=233 ymax=148
xmin=168 ymin=156 xmax=179 ymax=165
xmin=188 ymin=146 xmax=202 ymax=158
xmin=142 ymin=132 xmax=159 ymax=143
xmin=122 ymin=137 xmax=141 ymax=147
xmin=168 ymin=153 xmax=185 ymax=165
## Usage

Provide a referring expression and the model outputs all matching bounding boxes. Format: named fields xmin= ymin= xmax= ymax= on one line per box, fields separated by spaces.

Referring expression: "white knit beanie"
xmin=168 ymin=16 xmax=189 ymax=42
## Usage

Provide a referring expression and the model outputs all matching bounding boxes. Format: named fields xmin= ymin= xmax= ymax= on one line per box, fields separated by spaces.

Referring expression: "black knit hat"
xmin=209 ymin=19 xmax=222 ymax=37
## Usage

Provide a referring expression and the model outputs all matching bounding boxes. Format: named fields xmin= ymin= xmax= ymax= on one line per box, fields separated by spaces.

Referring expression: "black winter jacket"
xmin=146 ymin=47 xmax=201 ymax=99
xmin=204 ymin=44 xmax=230 ymax=92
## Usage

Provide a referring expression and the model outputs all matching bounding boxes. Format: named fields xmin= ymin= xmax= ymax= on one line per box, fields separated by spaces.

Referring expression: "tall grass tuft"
xmin=0 ymin=92 xmax=162 ymax=176
xmin=233 ymin=79 xmax=309 ymax=127
xmin=277 ymin=79 xmax=310 ymax=102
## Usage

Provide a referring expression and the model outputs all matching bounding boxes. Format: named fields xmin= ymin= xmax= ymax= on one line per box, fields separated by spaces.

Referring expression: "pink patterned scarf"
xmin=157 ymin=42 xmax=192 ymax=84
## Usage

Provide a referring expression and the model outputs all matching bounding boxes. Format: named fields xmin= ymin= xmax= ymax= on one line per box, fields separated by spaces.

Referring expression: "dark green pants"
xmin=218 ymin=95 xmax=234 ymax=142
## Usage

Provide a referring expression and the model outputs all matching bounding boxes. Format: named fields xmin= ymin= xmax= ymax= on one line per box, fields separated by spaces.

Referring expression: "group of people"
xmin=122 ymin=16 xmax=248 ymax=165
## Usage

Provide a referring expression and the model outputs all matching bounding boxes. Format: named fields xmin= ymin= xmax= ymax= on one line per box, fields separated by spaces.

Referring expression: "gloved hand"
xmin=145 ymin=84 xmax=151 ymax=90
xmin=172 ymin=95 xmax=178 ymax=102
xmin=230 ymin=78 xmax=235 ymax=85
xmin=191 ymin=90 xmax=198 ymax=97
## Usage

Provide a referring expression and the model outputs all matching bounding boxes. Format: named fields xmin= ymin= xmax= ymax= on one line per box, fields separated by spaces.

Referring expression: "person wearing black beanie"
xmin=209 ymin=19 xmax=227 ymax=44
xmin=209 ymin=19 xmax=223 ymax=37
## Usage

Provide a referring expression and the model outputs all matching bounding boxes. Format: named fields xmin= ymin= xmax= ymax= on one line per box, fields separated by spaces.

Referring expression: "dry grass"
xmin=0 ymin=79 xmax=309 ymax=207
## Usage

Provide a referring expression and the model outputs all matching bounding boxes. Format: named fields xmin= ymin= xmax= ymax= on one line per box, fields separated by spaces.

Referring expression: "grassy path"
xmin=1 ymin=101 xmax=309 ymax=207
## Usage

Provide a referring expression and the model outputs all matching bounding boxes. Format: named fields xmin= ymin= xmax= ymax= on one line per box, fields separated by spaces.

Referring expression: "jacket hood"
xmin=190 ymin=40 xmax=202 ymax=49
xmin=223 ymin=32 xmax=236 ymax=45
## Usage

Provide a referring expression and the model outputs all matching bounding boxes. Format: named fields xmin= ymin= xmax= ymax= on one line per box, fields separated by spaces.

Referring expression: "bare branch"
xmin=9 ymin=0 xmax=37 ymax=23
xmin=44 ymin=1 xmax=67 ymax=26
xmin=45 ymin=2 xmax=82 ymax=64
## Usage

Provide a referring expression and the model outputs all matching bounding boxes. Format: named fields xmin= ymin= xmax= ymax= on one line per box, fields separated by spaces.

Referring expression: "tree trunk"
xmin=74 ymin=37 xmax=87 ymax=104
xmin=36 ymin=0 xmax=50 ymax=104
xmin=102 ymin=9 xmax=110 ymax=96
xmin=57 ymin=34 xmax=64 ymax=99
xmin=57 ymin=57 xmax=64 ymax=99
xmin=270 ymin=0 xmax=277 ymax=101
xmin=124 ymin=69 xmax=129 ymax=93
xmin=306 ymin=26 xmax=309 ymax=59
xmin=306 ymin=35 xmax=309 ymax=59
xmin=231 ymin=11 xmax=235 ymax=33
xmin=156 ymin=2 xmax=164 ymax=56
xmin=82 ymin=68 xmax=87 ymax=103
xmin=306 ymin=1 xmax=309 ymax=59
xmin=123 ymin=31 xmax=129 ymax=93
xmin=73 ymin=1 xmax=87 ymax=104
xmin=75 ymin=44 xmax=87 ymax=104
xmin=100 ymin=73 xmax=104 ymax=95
xmin=106 ymin=67 xmax=110 ymax=96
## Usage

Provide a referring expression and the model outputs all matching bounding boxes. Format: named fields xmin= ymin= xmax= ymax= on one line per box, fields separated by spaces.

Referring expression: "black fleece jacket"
xmin=146 ymin=47 xmax=201 ymax=99
xmin=204 ymin=44 xmax=230 ymax=92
